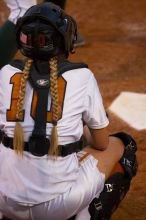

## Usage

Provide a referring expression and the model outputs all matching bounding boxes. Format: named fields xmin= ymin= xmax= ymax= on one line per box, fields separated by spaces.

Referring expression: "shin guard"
xmin=88 ymin=132 xmax=138 ymax=220
xmin=113 ymin=132 xmax=138 ymax=179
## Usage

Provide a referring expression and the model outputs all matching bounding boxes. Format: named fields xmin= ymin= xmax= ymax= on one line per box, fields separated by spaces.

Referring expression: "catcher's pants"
xmin=0 ymin=153 xmax=105 ymax=220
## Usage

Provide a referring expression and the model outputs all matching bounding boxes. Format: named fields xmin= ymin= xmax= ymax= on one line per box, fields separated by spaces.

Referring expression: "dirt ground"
xmin=0 ymin=0 xmax=146 ymax=219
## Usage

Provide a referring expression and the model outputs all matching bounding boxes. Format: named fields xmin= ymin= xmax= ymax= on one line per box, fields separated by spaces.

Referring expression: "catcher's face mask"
xmin=15 ymin=2 xmax=77 ymax=60
xmin=19 ymin=19 xmax=64 ymax=60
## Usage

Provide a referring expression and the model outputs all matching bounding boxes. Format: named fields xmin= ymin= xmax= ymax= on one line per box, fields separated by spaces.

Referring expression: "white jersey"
xmin=0 ymin=63 xmax=109 ymax=205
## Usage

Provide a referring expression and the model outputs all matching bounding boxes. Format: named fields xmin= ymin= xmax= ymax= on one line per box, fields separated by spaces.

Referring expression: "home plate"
xmin=108 ymin=92 xmax=146 ymax=130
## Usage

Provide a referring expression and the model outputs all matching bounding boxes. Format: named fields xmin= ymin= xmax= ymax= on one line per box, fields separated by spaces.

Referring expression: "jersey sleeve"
xmin=83 ymin=73 xmax=109 ymax=129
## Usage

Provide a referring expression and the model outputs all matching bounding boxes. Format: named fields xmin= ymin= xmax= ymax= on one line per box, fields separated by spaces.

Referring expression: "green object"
xmin=44 ymin=0 xmax=66 ymax=9
xmin=0 ymin=20 xmax=17 ymax=69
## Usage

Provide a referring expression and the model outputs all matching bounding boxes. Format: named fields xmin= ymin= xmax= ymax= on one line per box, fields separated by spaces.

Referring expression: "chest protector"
xmin=10 ymin=59 xmax=88 ymax=156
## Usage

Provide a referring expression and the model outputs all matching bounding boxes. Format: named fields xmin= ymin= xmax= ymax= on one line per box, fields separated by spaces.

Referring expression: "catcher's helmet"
xmin=15 ymin=2 xmax=77 ymax=60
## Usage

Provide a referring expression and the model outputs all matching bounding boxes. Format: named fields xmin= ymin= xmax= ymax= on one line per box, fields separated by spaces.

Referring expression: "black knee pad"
xmin=88 ymin=172 xmax=131 ymax=220
xmin=111 ymin=132 xmax=138 ymax=179
xmin=88 ymin=132 xmax=138 ymax=220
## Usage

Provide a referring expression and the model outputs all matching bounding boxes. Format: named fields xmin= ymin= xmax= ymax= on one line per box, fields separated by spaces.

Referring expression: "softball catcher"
xmin=0 ymin=2 xmax=137 ymax=220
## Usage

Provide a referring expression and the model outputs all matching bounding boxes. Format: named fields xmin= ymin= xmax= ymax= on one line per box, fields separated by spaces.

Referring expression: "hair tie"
xmin=52 ymin=120 xmax=57 ymax=126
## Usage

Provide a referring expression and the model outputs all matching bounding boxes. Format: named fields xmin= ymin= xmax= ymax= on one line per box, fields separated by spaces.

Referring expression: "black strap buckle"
xmin=28 ymin=135 xmax=50 ymax=157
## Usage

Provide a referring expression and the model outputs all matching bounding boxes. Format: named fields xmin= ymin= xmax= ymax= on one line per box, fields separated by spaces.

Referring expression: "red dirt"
xmin=0 ymin=0 xmax=146 ymax=219
xmin=67 ymin=1 xmax=146 ymax=219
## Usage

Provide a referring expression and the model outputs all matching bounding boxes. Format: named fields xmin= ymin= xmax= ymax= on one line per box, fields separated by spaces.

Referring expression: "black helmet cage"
xmin=15 ymin=2 xmax=77 ymax=60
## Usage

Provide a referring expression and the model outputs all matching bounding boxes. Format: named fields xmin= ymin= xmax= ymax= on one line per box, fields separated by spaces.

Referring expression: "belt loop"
xmin=77 ymin=151 xmax=90 ymax=162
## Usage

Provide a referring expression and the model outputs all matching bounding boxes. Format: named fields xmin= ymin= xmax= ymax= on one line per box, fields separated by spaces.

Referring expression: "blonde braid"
xmin=13 ymin=59 xmax=33 ymax=155
xmin=49 ymin=57 xmax=60 ymax=156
